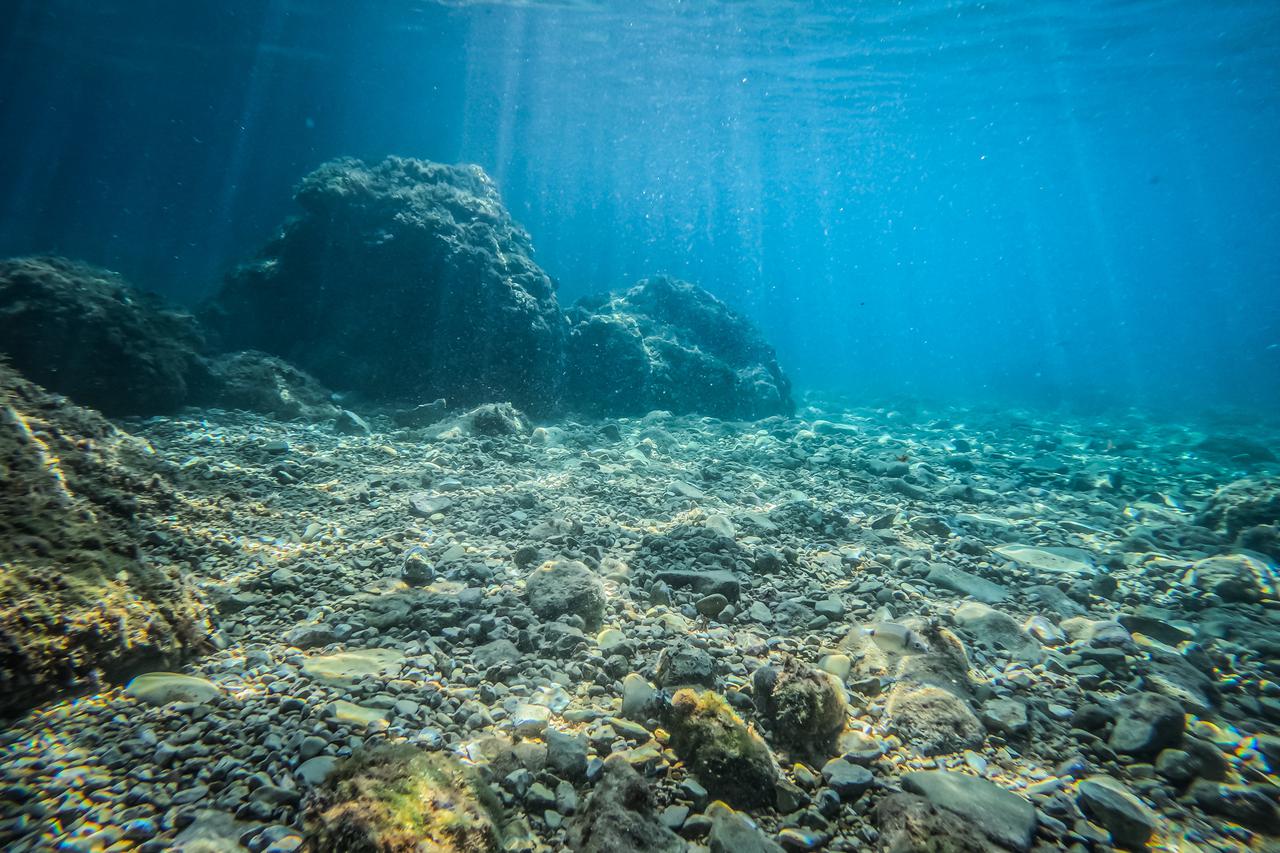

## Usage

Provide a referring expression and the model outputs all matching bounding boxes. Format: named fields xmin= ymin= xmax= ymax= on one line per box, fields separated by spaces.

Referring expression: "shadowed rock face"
xmin=0 ymin=256 xmax=208 ymax=416
xmin=203 ymin=156 xmax=568 ymax=416
xmin=566 ymin=276 xmax=794 ymax=419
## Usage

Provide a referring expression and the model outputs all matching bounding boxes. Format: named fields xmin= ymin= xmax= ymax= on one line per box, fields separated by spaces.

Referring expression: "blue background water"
xmin=2 ymin=0 xmax=1277 ymax=414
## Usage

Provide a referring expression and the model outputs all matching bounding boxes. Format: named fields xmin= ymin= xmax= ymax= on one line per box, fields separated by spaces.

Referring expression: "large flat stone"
xmin=902 ymin=770 xmax=1036 ymax=852
xmin=302 ymin=648 xmax=405 ymax=685
xmin=125 ymin=672 xmax=222 ymax=706
xmin=654 ymin=569 xmax=741 ymax=602
xmin=926 ymin=564 xmax=1008 ymax=604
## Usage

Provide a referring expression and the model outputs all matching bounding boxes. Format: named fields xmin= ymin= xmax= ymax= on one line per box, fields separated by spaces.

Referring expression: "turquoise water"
xmin=1 ymin=0 xmax=1277 ymax=410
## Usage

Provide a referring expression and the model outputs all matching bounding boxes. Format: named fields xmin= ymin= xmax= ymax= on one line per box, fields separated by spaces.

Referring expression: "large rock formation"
xmin=203 ymin=156 xmax=568 ymax=416
xmin=566 ymin=277 xmax=793 ymax=419
xmin=0 ymin=364 xmax=208 ymax=716
xmin=0 ymin=256 xmax=208 ymax=416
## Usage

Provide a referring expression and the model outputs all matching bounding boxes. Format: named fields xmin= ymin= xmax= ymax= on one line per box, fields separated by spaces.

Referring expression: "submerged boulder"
xmin=753 ymin=655 xmax=849 ymax=761
xmin=197 ymin=349 xmax=339 ymax=421
xmin=665 ymin=688 xmax=779 ymax=809
xmin=566 ymin=276 xmax=793 ymax=419
xmin=305 ymin=744 xmax=508 ymax=852
xmin=569 ymin=754 xmax=688 ymax=853
xmin=204 ymin=156 xmax=567 ymax=415
xmin=0 ymin=364 xmax=208 ymax=716
xmin=0 ymin=256 xmax=207 ymax=416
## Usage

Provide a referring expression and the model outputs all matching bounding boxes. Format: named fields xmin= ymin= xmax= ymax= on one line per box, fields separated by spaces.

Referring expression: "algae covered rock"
xmin=565 ymin=276 xmax=793 ymax=419
xmin=570 ymin=754 xmax=688 ymax=853
xmin=305 ymin=744 xmax=507 ymax=852
xmin=665 ymin=688 xmax=779 ymax=809
xmin=0 ymin=364 xmax=208 ymax=716
xmin=204 ymin=156 xmax=567 ymax=416
xmin=0 ymin=256 xmax=208 ymax=415
xmin=753 ymin=655 xmax=849 ymax=761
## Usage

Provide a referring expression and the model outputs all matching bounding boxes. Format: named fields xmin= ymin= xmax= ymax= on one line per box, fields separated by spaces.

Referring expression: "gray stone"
xmin=706 ymin=801 xmax=785 ymax=853
xmin=926 ymin=564 xmax=1008 ymax=604
xmin=621 ymin=673 xmax=659 ymax=721
xmin=547 ymin=727 xmax=589 ymax=781
xmin=527 ymin=559 xmax=606 ymax=630
xmin=820 ymin=758 xmax=873 ymax=801
xmin=654 ymin=569 xmax=741 ymax=601
xmin=902 ymin=771 xmax=1037 ymax=852
xmin=1108 ymin=692 xmax=1185 ymax=758
xmin=569 ymin=754 xmax=688 ymax=852
xmin=1077 ymin=776 xmax=1158 ymax=849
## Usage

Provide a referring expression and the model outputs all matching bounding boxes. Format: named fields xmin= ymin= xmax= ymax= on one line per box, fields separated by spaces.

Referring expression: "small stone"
xmin=696 ymin=594 xmax=730 ymax=618
xmin=334 ymin=409 xmax=371 ymax=435
xmin=621 ymin=673 xmax=659 ymax=721
xmin=299 ymin=735 xmax=327 ymax=760
xmin=512 ymin=703 xmax=551 ymax=737
xmin=820 ymin=758 xmax=873 ymax=801
xmin=297 ymin=756 xmax=337 ymax=785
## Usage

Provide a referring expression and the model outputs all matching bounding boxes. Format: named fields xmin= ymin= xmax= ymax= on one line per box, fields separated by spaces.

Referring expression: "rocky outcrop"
xmin=566 ymin=276 xmax=794 ymax=419
xmin=0 ymin=364 xmax=208 ymax=716
xmin=203 ymin=156 xmax=568 ymax=416
xmin=197 ymin=350 xmax=339 ymax=421
xmin=0 ymin=256 xmax=208 ymax=416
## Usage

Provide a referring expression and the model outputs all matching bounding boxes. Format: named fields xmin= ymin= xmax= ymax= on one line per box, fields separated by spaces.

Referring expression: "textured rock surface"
xmin=204 ymin=156 xmax=567 ymax=415
xmin=569 ymin=754 xmax=688 ymax=853
xmin=0 ymin=256 xmax=207 ymax=415
xmin=198 ymin=350 xmax=338 ymax=421
xmin=305 ymin=744 xmax=506 ymax=852
xmin=565 ymin=276 xmax=793 ymax=419
xmin=0 ymin=364 xmax=208 ymax=716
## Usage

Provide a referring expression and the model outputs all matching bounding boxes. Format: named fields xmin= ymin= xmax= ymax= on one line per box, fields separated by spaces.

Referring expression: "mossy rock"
xmin=0 ymin=363 xmax=209 ymax=716
xmin=665 ymin=689 xmax=778 ymax=809
xmin=305 ymin=744 xmax=506 ymax=852
xmin=754 ymin=655 xmax=848 ymax=762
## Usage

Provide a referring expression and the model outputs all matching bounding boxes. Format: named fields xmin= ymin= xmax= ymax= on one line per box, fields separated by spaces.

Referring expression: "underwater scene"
xmin=1 ymin=1 xmax=1279 ymax=851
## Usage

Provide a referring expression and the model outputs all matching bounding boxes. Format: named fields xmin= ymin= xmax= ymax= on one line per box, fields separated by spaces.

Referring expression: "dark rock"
xmin=1076 ymin=776 xmax=1157 ymax=849
xmin=1193 ymin=436 xmax=1276 ymax=465
xmin=654 ymin=569 xmax=741 ymax=602
xmin=887 ymin=685 xmax=985 ymax=756
xmin=873 ymin=793 xmax=992 ymax=853
xmin=565 ymin=276 xmax=793 ymax=419
xmin=656 ymin=643 xmax=716 ymax=688
xmin=0 ymin=364 xmax=208 ymax=716
xmin=198 ymin=350 xmax=338 ymax=421
xmin=901 ymin=771 xmax=1037 ymax=852
xmin=754 ymin=656 xmax=848 ymax=761
xmin=204 ymin=157 xmax=567 ymax=415
xmin=705 ymin=801 xmax=784 ymax=853
xmin=1197 ymin=477 xmax=1280 ymax=539
xmin=1190 ymin=779 xmax=1280 ymax=834
xmin=0 ymin=256 xmax=207 ymax=415
xmin=569 ymin=754 xmax=689 ymax=853
xmin=1108 ymin=692 xmax=1185 ymax=758
xmin=819 ymin=758 xmax=873 ymax=801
